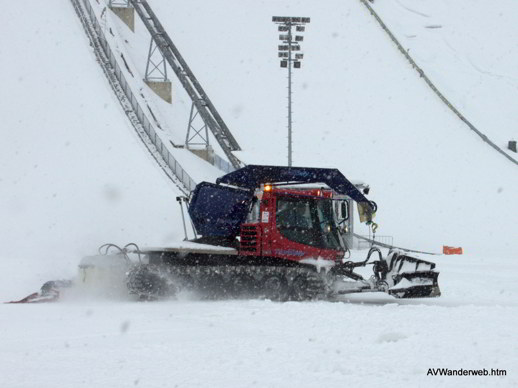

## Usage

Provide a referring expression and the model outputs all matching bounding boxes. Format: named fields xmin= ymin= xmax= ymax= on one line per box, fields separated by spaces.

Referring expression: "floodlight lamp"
xmin=273 ymin=16 xmax=311 ymax=24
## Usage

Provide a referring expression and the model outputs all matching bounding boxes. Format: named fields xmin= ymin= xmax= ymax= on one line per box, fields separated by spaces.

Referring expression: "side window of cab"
xmin=335 ymin=200 xmax=349 ymax=224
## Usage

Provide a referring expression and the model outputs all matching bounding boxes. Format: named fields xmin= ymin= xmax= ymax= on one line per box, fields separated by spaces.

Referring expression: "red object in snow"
xmin=443 ymin=246 xmax=463 ymax=255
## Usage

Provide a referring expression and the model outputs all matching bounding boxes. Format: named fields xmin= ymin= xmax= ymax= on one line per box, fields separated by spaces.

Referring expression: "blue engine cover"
xmin=188 ymin=182 xmax=253 ymax=238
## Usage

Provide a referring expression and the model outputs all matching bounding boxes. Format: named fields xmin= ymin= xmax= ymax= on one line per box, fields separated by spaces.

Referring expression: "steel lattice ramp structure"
xmin=71 ymin=0 xmax=199 ymax=194
xmin=129 ymin=0 xmax=243 ymax=169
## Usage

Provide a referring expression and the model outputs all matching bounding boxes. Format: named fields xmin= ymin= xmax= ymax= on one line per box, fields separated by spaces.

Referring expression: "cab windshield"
xmin=276 ymin=196 xmax=344 ymax=251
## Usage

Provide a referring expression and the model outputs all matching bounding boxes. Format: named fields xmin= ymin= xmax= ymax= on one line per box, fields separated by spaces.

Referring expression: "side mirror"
xmin=358 ymin=201 xmax=377 ymax=223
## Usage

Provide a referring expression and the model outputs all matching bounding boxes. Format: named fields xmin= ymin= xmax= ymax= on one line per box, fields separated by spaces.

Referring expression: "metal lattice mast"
xmin=128 ymin=0 xmax=243 ymax=169
xmin=185 ymin=103 xmax=210 ymax=148
xmin=272 ymin=16 xmax=310 ymax=167
xmin=144 ymin=38 xmax=167 ymax=82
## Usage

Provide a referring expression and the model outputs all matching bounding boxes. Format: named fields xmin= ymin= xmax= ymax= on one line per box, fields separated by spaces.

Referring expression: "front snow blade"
xmin=388 ymin=271 xmax=440 ymax=298
xmin=383 ymin=251 xmax=441 ymax=298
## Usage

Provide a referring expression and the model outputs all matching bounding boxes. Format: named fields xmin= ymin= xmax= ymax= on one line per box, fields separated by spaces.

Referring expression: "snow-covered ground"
xmin=1 ymin=253 xmax=516 ymax=388
xmin=0 ymin=0 xmax=517 ymax=386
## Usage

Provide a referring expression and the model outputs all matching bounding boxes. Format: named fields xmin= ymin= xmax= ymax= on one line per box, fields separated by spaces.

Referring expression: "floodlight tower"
xmin=272 ymin=16 xmax=310 ymax=166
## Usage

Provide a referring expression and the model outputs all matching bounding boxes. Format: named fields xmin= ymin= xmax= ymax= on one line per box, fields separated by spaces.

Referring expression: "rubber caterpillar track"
xmin=127 ymin=263 xmax=326 ymax=301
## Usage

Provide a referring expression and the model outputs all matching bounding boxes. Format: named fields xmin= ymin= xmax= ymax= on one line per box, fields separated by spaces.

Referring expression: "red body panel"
xmin=239 ymin=188 xmax=343 ymax=263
